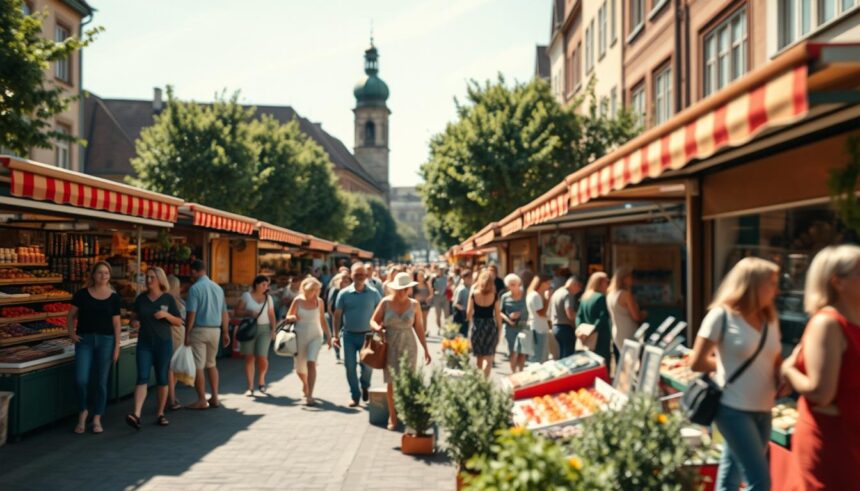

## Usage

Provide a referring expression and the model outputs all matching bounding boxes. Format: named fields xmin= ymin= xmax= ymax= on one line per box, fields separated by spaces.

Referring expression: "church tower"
xmin=353 ymin=38 xmax=390 ymax=201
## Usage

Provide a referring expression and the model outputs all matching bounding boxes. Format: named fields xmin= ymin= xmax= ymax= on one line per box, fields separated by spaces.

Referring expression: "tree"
xmin=419 ymin=75 xmax=637 ymax=250
xmin=343 ymin=193 xmax=408 ymax=260
xmin=130 ymin=88 xmax=262 ymax=215
xmin=0 ymin=0 xmax=101 ymax=156
xmin=342 ymin=192 xmax=374 ymax=244
xmin=251 ymin=115 xmax=346 ymax=239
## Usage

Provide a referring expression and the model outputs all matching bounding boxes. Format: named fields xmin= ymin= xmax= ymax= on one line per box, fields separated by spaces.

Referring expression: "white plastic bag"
xmin=170 ymin=346 xmax=196 ymax=386
xmin=274 ymin=324 xmax=298 ymax=357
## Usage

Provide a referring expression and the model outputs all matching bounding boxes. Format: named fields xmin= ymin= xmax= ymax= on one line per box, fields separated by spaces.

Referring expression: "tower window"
xmin=364 ymin=121 xmax=376 ymax=146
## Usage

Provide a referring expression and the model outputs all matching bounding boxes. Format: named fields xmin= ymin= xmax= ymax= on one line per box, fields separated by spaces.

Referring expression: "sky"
xmin=82 ymin=0 xmax=550 ymax=187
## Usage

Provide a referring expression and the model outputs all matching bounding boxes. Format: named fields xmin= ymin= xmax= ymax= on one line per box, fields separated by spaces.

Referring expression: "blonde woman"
xmin=166 ymin=275 xmax=186 ymax=410
xmin=286 ymin=277 xmax=333 ymax=405
xmin=234 ymin=275 xmax=277 ymax=396
xmin=780 ymin=245 xmax=860 ymax=490
xmin=467 ymin=270 xmax=502 ymax=377
xmin=68 ymin=261 xmax=121 ymax=434
xmin=575 ymin=272 xmax=612 ymax=363
xmin=127 ymin=267 xmax=184 ymax=430
xmin=370 ymin=272 xmax=432 ymax=430
xmin=689 ymin=257 xmax=783 ymax=491
xmin=607 ymin=267 xmax=646 ymax=354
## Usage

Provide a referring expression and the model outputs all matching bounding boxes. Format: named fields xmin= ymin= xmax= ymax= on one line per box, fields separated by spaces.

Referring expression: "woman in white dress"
xmin=607 ymin=267 xmax=646 ymax=360
xmin=285 ymin=277 xmax=333 ymax=405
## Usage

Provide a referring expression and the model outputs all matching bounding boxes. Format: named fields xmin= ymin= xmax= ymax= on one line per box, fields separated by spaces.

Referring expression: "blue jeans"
xmin=531 ymin=331 xmax=548 ymax=363
xmin=714 ymin=404 xmax=771 ymax=491
xmin=136 ymin=336 xmax=172 ymax=386
xmin=553 ymin=324 xmax=575 ymax=359
xmin=342 ymin=331 xmax=372 ymax=402
xmin=75 ymin=334 xmax=115 ymax=416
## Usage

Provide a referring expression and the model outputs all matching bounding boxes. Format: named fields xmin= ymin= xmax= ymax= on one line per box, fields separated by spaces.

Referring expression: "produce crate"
xmin=505 ymin=352 xmax=608 ymax=400
xmin=512 ymin=378 xmax=627 ymax=431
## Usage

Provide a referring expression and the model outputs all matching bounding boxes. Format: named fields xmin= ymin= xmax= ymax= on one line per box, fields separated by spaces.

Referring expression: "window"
xmin=55 ymin=124 xmax=71 ymax=169
xmin=778 ymin=0 xmax=857 ymax=49
xmin=54 ymin=25 xmax=70 ymax=82
xmin=599 ymin=3 xmax=607 ymax=57
xmin=611 ymin=0 xmax=617 ymax=42
xmin=820 ymin=0 xmax=836 ymax=22
xmin=630 ymin=0 xmax=645 ymax=36
xmin=610 ymin=87 xmax=617 ymax=117
xmin=703 ymin=8 xmax=747 ymax=97
xmin=585 ymin=24 xmax=592 ymax=73
xmin=364 ymin=121 xmax=375 ymax=146
xmin=630 ymin=82 xmax=646 ymax=125
xmin=653 ymin=65 xmax=672 ymax=125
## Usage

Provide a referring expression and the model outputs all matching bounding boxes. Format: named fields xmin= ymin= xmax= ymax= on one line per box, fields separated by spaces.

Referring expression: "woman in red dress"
xmin=781 ymin=245 xmax=860 ymax=490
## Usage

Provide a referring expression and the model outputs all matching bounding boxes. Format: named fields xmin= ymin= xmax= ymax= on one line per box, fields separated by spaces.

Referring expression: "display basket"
xmin=512 ymin=378 xmax=628 ymax=432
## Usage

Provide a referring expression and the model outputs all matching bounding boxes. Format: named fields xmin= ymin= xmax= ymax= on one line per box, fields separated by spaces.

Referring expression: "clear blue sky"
xmin=82 ymin=0 xmax=549 ymax=187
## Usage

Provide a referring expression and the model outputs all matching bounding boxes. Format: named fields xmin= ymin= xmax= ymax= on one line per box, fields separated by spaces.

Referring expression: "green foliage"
xmin=130 ymin=88 xmax=261 ymax=215
xmin=828 ymin=137 xmax=860 ymax=234
xmin=464 ymin=428 xmax=587 ymax=491
xmin=250 ymin=115 xmax=346 ymax=239
xmin=0 ymin=0 xmax=102 ymax=155
xmin=564 ymin=395 xmax=697 ymax=490
xmin=419 ymin=75 xmax=638 ymax=249
xmin=343 ymin=193 xmax=408 ymax=260
xmin=429 ymin=363 xmax=512 ymax=464
xmin=392 ymin=354 xmax=433 ymax=436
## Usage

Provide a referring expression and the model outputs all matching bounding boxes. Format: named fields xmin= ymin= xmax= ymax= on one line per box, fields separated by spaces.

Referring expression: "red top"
xmin=791 ymin=308 xmax=860 ymax=491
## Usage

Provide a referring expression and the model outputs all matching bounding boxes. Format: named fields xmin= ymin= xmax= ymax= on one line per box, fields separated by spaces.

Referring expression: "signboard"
xmin=636 ymin=346 xmax=665 ymax=396
xmin=210 ymin=238 xmax=230 ymax=284
xmin=613 ymin=339 xmax=642 ymax=395
xmin=231 ymin=239 xmax=258 ymax=286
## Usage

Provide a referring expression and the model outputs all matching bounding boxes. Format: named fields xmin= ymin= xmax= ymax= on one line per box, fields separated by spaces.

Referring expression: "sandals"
xmin=168 ymin=401 xmax=182 ymax=411
xmin=92 ymin=421 xmax=104 ymax=434
xmin=156 ymin=415 xmax=169 ymax=427
xmin=125 ymin=414 xmax=141 ymax=430
xmin=258 ymin=384 xmax=267 ymax=394
xmin=386 ymin=421 xmax=397 ymax=431
xmin=73 ymin=422 xmax=86 ymax=434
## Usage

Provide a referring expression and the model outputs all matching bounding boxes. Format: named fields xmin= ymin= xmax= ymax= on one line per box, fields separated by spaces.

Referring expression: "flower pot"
xmin=401 ymin=432 xmax=434 ymax=455
xmin=456 ymin=464 xmax=479 ymax=491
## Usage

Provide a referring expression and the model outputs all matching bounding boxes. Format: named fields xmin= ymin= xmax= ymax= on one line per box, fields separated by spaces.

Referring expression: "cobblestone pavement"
xmin=0 ymin=310 xmax=514 ymax=491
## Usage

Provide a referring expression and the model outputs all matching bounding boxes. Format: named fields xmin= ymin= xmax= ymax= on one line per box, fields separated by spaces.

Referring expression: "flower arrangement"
xmin=440 ymin=321 xmax=463 ymax=340
xmin=441 ymin=335 xmax=471 ymax=369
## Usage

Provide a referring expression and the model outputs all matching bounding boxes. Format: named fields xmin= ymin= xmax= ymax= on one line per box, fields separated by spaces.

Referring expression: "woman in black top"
xmin=127 ymin=267 xmax=183 ymax=429
xmin=68 ymin=261 xmax=121 ymax=434
xmin=467 ymin=270 xmax=503 ymax=377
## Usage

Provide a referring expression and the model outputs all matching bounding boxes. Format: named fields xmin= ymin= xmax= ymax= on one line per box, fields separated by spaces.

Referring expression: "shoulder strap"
xmin=726 ymin=317 xmax=769 ymax=385
xmin=254 ymin=295 xmax=268 ymax=319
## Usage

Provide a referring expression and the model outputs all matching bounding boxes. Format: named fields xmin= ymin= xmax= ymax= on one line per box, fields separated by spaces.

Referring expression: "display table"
xmin=504 ymin=352 xmax=608 ymax=400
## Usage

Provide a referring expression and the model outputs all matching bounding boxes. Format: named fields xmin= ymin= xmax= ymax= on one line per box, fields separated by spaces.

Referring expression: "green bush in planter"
xmin=392 ymin=354 xmax=433 ymax=436
xmin=564 ymin=395 xmax=697 ymax=490
xmin=429 ymin=364 xmax=512 ymax=465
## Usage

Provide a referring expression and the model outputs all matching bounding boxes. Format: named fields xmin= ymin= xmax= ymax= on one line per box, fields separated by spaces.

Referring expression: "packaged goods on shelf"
xmin=506 ymin=352 xmax=603 ymax=390
xmin=660 ymin=352 xmax=698 ymax=389
xmin=0 ymin=323 xmax=38 ymax=339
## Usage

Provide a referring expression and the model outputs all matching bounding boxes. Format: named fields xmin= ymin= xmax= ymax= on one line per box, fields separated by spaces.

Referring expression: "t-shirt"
xmin=133 ymin=293 xmax=181 ymax=342
xmin=697 ymin=307 xmax=781 ymax=412
xmin=186 ymin=275 xmax=227 ymax=328
xmin=526 ymin=291 xmax=549 ymax=334
xmin=432 ymin=276 xmax=447 ymax=297
xmin=550 ymin=287 xmax=575 ymax=327
xmin=500 ymin=292 xmax=529 ymax=328
xmin=453 ymin=284 xmax=469 ymax=311
xmin=72 ymin=288 xmax=121 ymax=336
xmin=241 ymin=292 xmax=273 ymax=325
xmin=335 ymin=284 xmax=381 ymax=333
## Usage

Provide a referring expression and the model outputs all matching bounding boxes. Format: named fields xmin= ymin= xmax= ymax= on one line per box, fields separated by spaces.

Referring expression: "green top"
xmin=354 ymin=43 xmax=389 ymax=107
xmin=575 ymin=292 xmax=612 ymax=363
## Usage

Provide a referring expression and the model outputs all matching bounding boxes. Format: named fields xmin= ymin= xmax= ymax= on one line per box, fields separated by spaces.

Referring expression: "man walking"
xmin=550 ymin=275 xmax=583 ymax=359
xmin=431 ymin=266 xmax=449 ymax=331
xmin=335 ymin=262 xmax=382 ymax=406
xmin=184 ymin=260 xmax=230 ymax=409
xmin=452 ymin=270 xmax=472 ymax=337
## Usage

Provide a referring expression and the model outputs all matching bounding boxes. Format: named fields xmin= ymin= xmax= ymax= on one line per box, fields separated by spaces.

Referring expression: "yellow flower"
xmin=509 ymin=427 xmax=525 ymax=436
xmin=656 ymin=413 xmax=668 ymax=425
xmin=568 ymin=456 xmax=583 ymax=470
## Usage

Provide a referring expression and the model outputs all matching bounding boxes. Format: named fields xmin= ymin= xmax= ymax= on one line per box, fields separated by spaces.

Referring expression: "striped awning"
xmin=1 ymin=156 xmax=181 ymax=222
xmin=335 ymin=244 xmax=358 ymax=254
xmin=185 ymin=203 xmax=256 ymax=235
xmin=357 ymin=249 xmax=374 ymax=260
xmin=306 ymin=237 xmax=335 ymax=252
xmin=258 ymin=223 xmax=306 ymax=246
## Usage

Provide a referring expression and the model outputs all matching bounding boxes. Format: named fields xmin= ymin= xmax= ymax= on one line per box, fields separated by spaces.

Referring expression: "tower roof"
xmin=354 ymin=39 xmax=389 ymax=108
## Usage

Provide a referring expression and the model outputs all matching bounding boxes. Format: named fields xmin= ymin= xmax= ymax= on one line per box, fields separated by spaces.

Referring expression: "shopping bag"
xmin=170 ymin=346 xmax=196 ymax=387
xmin=274 ymin=322 xmax=298 ymax=357
xmin=359 ymin=332 xmax=387 ymax=369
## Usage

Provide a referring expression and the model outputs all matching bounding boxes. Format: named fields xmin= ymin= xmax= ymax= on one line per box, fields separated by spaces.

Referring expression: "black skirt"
xmin=470 ymin=318 xmax=498 ymax=356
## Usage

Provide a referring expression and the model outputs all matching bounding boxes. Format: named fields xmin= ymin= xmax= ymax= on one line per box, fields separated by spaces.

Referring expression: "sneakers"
xmin=348 ymin=399 xmax=360 ymax=407
xmin=361 ymin=387 xmax=369 ymax=402
xmin=244 ymin=389 xmax=254 ymax=397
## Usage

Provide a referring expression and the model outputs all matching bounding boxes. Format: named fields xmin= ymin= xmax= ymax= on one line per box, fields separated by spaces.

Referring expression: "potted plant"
xmin=393 ymin=356 xmax=434 ymax=455
xmin=429 ymin=364 xmax=512 ymax=489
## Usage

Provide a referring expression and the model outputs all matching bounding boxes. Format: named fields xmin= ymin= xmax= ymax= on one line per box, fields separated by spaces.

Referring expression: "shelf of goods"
xmin=0 ymin=263 xmax=48 ymax=269
xmin=0 ymin=293 xmax=72 ymax=306
xmin=503 ymin=351 xmax=609 ymax=400
xmin=0 ymin=276 xmax=63 ymax=286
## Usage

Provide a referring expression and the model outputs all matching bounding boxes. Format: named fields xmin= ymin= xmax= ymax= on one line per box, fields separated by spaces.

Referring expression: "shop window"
xmin=703 ymin=7 xmax=747 ymax=97
xmin=653 ymin=64 xmax=672 ymax=125
xmin=54 ymin=24 xmax=71 ymax=83
xmin=713 ymin=203 xmax=860 ymax=347
xmin=55 ymin=124 xmax=71 ymax=169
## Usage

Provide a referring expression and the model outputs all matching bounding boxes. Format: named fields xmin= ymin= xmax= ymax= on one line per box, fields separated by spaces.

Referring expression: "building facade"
xmin=20 ymin=0 xmax=94 ymax=172
xmin=548 ymin=0 xmax=567 ymax=103
xmin=353 ymin=40 xmax=391 ymax=202
xmin=582 ymin=0 xmax=623 ymax=117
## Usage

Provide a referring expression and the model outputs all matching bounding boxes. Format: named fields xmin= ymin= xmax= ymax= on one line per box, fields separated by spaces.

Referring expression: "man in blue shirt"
xmin=335 ymin=262 xmax=381 ymax=406
xmin=185 ymin=260 xmax=230 ymax=409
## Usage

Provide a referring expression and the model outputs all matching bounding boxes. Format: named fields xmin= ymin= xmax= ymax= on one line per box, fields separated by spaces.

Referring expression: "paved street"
xmin=0 ymin=310 xmax=496 ymax=491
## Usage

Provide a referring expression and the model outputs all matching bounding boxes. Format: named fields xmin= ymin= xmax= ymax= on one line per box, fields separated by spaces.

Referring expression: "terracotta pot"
xmin=456 ymin=464 xmax=479 ymax=491
xmin=401 ymin=432 xmax=434 ymax=455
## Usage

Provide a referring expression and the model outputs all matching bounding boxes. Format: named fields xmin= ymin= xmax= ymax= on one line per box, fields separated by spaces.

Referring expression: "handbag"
xmin=273 ymin=320 xmax=298 ymax=357
xmin=236 ymin=295 xmax=268 ymax=342
xmin=681 ymin=309 xmax=770 ymax=426
xmin=360 ymin=331 xmax=387 ymax=369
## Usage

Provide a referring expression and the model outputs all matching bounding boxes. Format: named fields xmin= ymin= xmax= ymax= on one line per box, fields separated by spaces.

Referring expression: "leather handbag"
xmin=236 ymin=296 xmax=268 ymax=342
xmin=681 ymin=309 xmax=769 ymax=426
xmin=273 ymin=321 xmax=297 ymax=357
xmin=360 ymin=332 xmax=387 ymax=369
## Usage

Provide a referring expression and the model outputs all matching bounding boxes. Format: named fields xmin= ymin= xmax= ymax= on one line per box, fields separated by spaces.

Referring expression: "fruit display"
xmin=508 ymin=353 xmax=601 ymax=390
xmin=0 ymin=246 xmax=46 ymax=264
xmin=44 ymin=289 xmax=71 ymax=298
xmin=660 ymin=353 xmax=698 ymax=386
xmin=0 ymin=268 xmax=34 ymax=281
xmin=42 ymin=302 xmax=71 ymax=313
xmin=31 ymin=269 xmax=55 ymax=278
xmin=513 ymin=388 xmax=609 ymax=429
xmin=1 ymin=306 xmax=37 ymax=318
xmin=772 ymin=400 xmax=798 ymax=432
xmin=45 ymin=317 xmax=68 ymax=329
xmin=0 ymin=323 xmax=38 ymax=339
xmin=0 ymin=340 xmax=66 ymax=364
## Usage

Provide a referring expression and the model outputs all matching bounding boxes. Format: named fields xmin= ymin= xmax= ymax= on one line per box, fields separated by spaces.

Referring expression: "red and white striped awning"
xmin=258 ymin=223 xmax=306 ymax=246
xmin=1 ymin=156 xmax=181 ymax=223
xmin=306 ymin=237 xmax=335 ymax=252
xmin=184 ymin=203 xmax=256 ymax=235
xmin=357 ymin=249 xmax=374 ymax=260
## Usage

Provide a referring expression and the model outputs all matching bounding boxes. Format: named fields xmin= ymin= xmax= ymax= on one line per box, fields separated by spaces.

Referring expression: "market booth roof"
xmin=257 ymin=222 xmax=307 ymax=246
xmin=306 ymin=236 xmax=335 ymax=253
xmin=180 ymin=203 xmax=257 ymax=235
xmin=0 ymin=156 xmax=182 ymax=226
xmin=356 ymin=248 xmax=374 ymax=260
xmin=459 ymin=41 xmax=860 ymax=249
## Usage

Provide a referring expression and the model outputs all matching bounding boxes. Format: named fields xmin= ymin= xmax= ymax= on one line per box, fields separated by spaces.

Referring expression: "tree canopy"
xmin=419 ymin=76 xmax=637 ymax=250
xmin=0 ymin=0 xmax=101 ymax=155
xmin=343 ymin=193 xmax=408 ymax=261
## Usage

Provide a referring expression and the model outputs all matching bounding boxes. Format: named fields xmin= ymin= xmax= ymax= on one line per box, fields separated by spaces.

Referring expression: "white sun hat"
xmin=389 ymin=272 xmax=418 ymax=290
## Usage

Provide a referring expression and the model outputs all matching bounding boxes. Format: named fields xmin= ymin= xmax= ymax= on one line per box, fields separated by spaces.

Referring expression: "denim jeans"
xmin=714 ymin=404 xmax=772 ymax=491
xmin=552 ymin=324 xmax=575 ymax=359
xmin=341 ymin=330 xmax=372 ymax=401
xmin=75 ymin=334 xmax=115 ymax=416
xmin=136 ymin=336 xmax=172 ymax=386
xmin=531 ymin=331 xmax=548 ymax=363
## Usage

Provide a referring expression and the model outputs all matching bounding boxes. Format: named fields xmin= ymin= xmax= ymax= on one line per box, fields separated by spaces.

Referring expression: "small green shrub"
xmin=392 ymin=354 xmax=433 ymax=436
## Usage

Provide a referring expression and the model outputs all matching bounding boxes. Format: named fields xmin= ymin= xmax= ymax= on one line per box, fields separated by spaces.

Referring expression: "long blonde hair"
xmin=301 ymin=276 xmax=322 ymax=297
xmin=804 ymin=244 xmax=860 ymax=315
xmin=710 ymin=257 xmax=779 ymax=322
xmin=474 ymin=270 xmax=494 ymax=295
xmin=607 ymin=266 xmax=632 ymax=294
xmin=86 ymin=261 xmax=112 ymax=288
xmin=582 ymin=272 xmax=609 ymax=302
xmin=148 ymin=267 xmax=170 ymax=293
